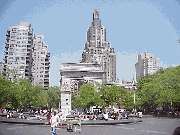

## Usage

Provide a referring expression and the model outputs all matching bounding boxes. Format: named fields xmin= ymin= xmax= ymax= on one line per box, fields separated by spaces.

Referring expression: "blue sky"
xmin=0 ymin=0 xmax=180 ymax=86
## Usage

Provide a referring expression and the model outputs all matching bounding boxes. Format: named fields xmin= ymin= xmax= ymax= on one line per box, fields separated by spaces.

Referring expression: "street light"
xmin=133 ymin=87 xmax=136 ymax=113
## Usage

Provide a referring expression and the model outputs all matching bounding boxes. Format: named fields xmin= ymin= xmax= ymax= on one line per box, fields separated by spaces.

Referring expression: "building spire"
xmin=93 ymin=9 xmax=99 ymax=20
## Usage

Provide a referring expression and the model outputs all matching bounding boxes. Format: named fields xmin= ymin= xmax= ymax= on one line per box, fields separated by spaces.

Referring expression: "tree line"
xmin=71 ymin=82 xmax=135 ymax=110
xmin=72 ymin=65 xmax=180 ymax=113
xmin=135 ymin=66 xmax=180 ymax=113
xmin=0 ymin=68 xmax=61 ymax=110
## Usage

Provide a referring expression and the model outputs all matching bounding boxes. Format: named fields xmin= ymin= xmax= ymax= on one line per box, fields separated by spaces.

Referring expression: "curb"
xmin=0 ymin=118 xmax=142 ymax=125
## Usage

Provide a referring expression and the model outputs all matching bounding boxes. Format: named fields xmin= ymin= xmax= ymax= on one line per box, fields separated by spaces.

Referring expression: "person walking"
xmin=50 ymin=110 xmax=60 ymax=135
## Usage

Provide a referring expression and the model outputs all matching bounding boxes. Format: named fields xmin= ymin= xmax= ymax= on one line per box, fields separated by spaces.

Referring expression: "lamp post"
xmin=133 ymin=87 xmax=136 ymax=113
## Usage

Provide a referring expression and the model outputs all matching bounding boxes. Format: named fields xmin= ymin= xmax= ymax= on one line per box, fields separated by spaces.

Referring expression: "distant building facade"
xmin=80 ymin=9 xmax=116 ymax=84
xmin=4 ymin=22 xmax=50 ymax=88
xmin=135 ymin=53 xmax=159 ymax=80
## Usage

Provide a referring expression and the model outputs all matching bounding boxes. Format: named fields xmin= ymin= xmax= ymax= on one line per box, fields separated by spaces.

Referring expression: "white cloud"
xmin=116 ymin=50 xmax=138 ymax=82
xmin=49 ymin=50 xmax=83 ymax=86
xmin=159 ymin=61 xmax=178 ymax=69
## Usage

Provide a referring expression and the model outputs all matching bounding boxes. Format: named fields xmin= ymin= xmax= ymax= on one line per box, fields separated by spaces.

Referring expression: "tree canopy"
xmin=136 ymin=65 xmax=180 ymax=112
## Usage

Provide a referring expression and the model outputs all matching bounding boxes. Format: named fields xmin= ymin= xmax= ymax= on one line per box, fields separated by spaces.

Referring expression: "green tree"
xmin=0 ymin=76 xmax=14 ymax=108
xmin=78 ymin=83 xmax=103 ymax=109
xmin=46 ymin=86 xmax=61 ymax=109
xmin=71 ymin=90 xmax=81 ymax=109
xmin=136 ymin=65 xmax=180 ymax=112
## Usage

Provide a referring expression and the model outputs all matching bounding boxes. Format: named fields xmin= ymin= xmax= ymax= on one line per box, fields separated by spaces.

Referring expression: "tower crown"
xmin=93 ymin=9 xmax=99 ymax=20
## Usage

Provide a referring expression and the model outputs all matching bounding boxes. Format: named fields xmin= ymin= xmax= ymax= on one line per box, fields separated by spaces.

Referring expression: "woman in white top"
xmin=50 ymin=110 xmax=60 ymax=135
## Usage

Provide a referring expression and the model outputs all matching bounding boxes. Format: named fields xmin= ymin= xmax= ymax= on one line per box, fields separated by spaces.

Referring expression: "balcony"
xmin=5 ymin=45 xmax=9 ymax=48
xmin=26 ymin=58 xmax=30 ymax=61
xmin=44 ymin=79 xmax=49 ymax=83
xmin=45 ymin=61 xmax=49 ymax=64
xmin=4 ymin=53 xmax=8 ymax=56
xmin=44 ymin=85 xmax=49 ymax=90
xmin=45 ymin=65 xmax=50 ymax=67
xmin=27 ymin=49 xmax=31 ymax=52
xmin=44 ymin=76 xmax=49 ymax=79
xmin=46 ymin=52 xmax=50 ymax=57
xmin=27 ymin=46 xmax=32 ymax=49
xmin=3 ymin=58 xmax=7 ymax=61
xmin=26 ymin=51 xmax=30 ymax=54
xmin=45 ymin=71 xmax=49 ymax=75
xmin=45 ymin=66 xmax=50 ymax=69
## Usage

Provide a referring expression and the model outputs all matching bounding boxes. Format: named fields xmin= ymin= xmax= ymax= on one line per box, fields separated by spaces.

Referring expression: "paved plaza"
xmin=0 ymin=117 xmax=179 ymax=135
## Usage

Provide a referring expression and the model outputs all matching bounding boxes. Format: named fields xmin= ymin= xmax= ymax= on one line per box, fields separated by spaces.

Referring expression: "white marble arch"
xmin=60 ymin=63 xmax=104 ymax=116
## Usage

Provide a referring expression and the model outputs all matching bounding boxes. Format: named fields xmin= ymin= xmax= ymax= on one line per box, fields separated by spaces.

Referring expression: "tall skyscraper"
xmin=4 ymin=22 xmax=50 ymax=88
xmin=135 ymin=52 xmax=159 ymax=80
xmin=80 ymin=9 xmax=116 ymax=83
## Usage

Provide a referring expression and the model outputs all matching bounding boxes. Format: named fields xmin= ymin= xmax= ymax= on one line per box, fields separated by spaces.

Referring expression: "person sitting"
xmin=103 ymin=113 xmax=108 ymax=121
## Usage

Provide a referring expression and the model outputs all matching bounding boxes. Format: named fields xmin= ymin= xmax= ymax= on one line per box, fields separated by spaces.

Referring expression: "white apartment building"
xmin=135 ymin=53 xmax=159 ymax=80
xmin=32 ymin=35 xmax=50 ymax=89
xmin=4 ymin=22 xmax=34 ymax=80
xmin=4 ymin=22 xmax=50 ymax=88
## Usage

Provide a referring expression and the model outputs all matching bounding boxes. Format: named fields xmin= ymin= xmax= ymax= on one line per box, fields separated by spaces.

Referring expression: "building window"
xmin=8 ymin=61 xmax=12 ymax=64
xmin=15 ymin=57 xmax=19 ymax=61
xmin=12 ymin=28 xmax=16 ymax=31
xmin=22 ymin=41 xmax=27 ymax=43
xmin=9 ymin=48 xmax=14 ymax=51
xmin=20 ymin=66 xmax=24 ymax=69
xmin=9 ymin=52 xmax=13 ymax=55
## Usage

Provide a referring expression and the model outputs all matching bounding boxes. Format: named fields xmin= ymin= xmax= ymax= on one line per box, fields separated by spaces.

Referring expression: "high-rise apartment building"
xmin=32 ymin=35 xmax=50 ymax=89
xmin=4 ymin=22 xmax=34 ymax=80
xmin=4 ymin=22 xmax=50 ymax=88
xmin=80 ymin=9 xmax=116 ymax=83
xmin=135 ymin=52 xmax=159 ymax=80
